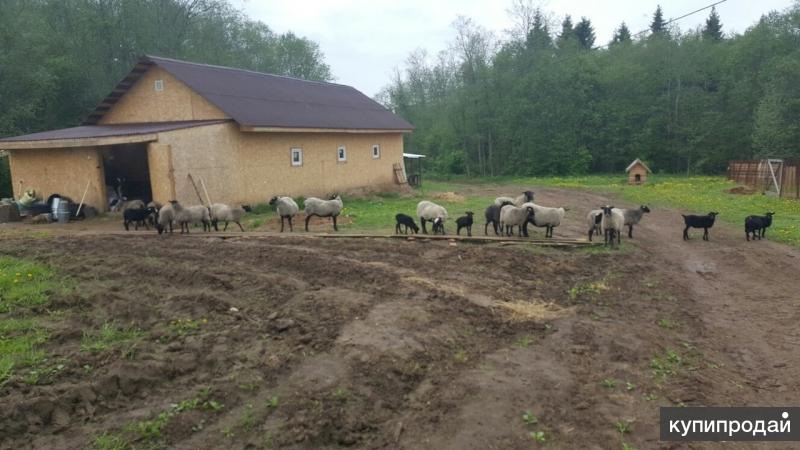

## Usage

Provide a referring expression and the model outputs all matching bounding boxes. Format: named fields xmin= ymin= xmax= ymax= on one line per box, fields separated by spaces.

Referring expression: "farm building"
xmin=626 ymin=158 xmax=651 ymax=185
xmin=0 ymin=56 xmax=414 ymax=211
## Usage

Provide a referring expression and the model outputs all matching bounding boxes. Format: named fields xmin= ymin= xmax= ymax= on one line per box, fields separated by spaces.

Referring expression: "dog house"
xmin=626 ymin=158 xmax=651 ymax=185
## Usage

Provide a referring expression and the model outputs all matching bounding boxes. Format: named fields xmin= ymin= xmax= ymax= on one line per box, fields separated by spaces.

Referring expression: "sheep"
xmin=456 ymin=211 xmax=475 ymax=236
xmin=494 ymin=190 xmax=534 ymax=207
xmin=209 ymin=203 xmax=248 ymax=232
xmin=269 ymin=196 xmax=299 ymax=232
xmin=587 ymin=209 xmax=602 ymax=242
xmin=499 ymin=204 xmax=535 ymax=237
xmin=395 ymin=213 xmax=419 ymax=234
xmin=123 ymin=206 xmax=156 ymax=231
xmin=304 ymin=194 xmax=343 ymax=231
xmin=484 ymin=201 xmax=513 ymax=235
xmin=621 ymin=205 xmax=651 ymax=238
xmin=166 ymin=201 xmax=211 ymax=234
xmin=599 ymin=205 xmax=624 ymax=246
xmin=682 ymin=212 xmax=719 ymax=241
xmin=155 ymin=202 xmax=176 ymax=235
xmin=745 ymin=212 xmax=775 ymax=241
xmin=146 ymin=201 xmax=162 ymax=226
xmin=521 ymin=202 xmax=566 ymax=238
xmin=416 ymin=200 xmax=448 ymax=235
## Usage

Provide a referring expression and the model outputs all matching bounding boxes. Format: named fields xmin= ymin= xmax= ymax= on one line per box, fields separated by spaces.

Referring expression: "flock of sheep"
xmin=118 ymin=190 xmax=777 ymax=244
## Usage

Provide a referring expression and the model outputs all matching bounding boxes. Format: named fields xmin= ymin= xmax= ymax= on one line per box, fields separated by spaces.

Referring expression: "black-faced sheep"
xmin=745 ymin=212 xmax=775 ymax=241
xmin=416 ymin=200 xmax=448 ymax=235
xmin=123 ymin=206 xmax=157 ymax=231
xmin=499 ymin=205 xmax=535 ymax=237
xmin=621 ymin=205 xmax=651 ymax=238
xmin=494 ymin=190 xmax=534 ymax=207
xmin=395 ymin=213 xmax=419 ymax=234
xmin=304 ymin=194 xmax=343 ymax=231
xmin=587 ymin=209 xmax=602 ymax=242
xmin=521 ymin=203 xmax=566 ymax=238
xmin=682 ymin=212 xmax=718 ymax=241
xmin=484 ymin=201 xmax=512 ymax=235
xmin=456 ymin=211 xmax=474 ymax=236
xmin=155 ymin=202 xmax=176 ymax=235
xmin=600 ymin=205 xmax=624 ymax=246
xmin=269 ymin=196 xmax=299 ymax=232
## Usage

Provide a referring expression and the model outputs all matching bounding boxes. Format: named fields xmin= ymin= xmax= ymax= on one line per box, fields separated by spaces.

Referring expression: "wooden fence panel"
xmin=727 ymin=159 xmax=800 ymax=199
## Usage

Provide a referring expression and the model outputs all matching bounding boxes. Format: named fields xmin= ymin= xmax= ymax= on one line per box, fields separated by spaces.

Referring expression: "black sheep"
xmin=682 ymin=212 xmax=719 ymax=241
xmin=745 ymin=212 xmax=775 ymax=241
xmin=456 ymin=211 xmax=474 ymax=236
xmin=123 ymin=207 xmax=157 ymax=231
xmin=431 ymin=217 xmax=445 ymax=235
xmin=484 ymin=201 xmax=512 ymax=235
xmin=395 ymin=213 xmax=419 ymax=234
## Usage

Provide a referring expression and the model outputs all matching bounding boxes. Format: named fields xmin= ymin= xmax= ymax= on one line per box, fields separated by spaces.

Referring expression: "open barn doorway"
xmin=100 ymin=143 xmax=152 ymax=210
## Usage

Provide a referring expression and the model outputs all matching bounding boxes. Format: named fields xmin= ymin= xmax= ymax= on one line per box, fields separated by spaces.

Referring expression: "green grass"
xmin=0 ymin=257 xmax=64 ymax=384
xmin=80 ymin=323 xmax=143 ymax=353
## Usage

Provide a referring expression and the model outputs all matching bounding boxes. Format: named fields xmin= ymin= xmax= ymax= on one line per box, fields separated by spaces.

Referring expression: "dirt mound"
xmin=727 ymin=185 xmax=757 ymax=195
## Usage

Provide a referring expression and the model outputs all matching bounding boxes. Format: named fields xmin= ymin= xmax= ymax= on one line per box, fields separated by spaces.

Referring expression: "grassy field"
xmin=242 ymin=175 xmax=800 ymax=246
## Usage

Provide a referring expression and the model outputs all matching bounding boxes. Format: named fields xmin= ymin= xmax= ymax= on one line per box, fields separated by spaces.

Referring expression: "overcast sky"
xmin=234 ymin=0 xmax=795 ymax=96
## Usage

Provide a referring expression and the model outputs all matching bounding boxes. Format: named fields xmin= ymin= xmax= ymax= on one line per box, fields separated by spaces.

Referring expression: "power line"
xmin=595 ymin=0 xmax=728 ymax=49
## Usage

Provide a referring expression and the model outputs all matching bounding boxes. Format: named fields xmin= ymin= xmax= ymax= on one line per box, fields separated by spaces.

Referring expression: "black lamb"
xmin=745 ymin=212 xmax=775 ymax=241
xmin=456 ymin=211 xmax=474 ymax=236
xmin=682 ymin=212 xmax=719 ymax=241
xmin=123 ymin=206 xmax=157 ymax=231
xmin=395 ymin=213 xmax=419 ymax=234
xmin=484 ymin=201 xmax=512 ymax=235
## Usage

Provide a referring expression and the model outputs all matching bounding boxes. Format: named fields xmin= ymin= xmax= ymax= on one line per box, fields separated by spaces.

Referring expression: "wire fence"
xmin=727 ymin=159 xmax=800 ymax=199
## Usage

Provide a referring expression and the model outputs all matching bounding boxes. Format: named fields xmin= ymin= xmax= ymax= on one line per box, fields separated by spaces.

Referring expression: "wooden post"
xmin=186 ymin=173 xmax=204 ymax=204
xmin=199 ymin=177 xmax=212 ymax=207
xmin=75 ymin=180 xmax=91 ymax=217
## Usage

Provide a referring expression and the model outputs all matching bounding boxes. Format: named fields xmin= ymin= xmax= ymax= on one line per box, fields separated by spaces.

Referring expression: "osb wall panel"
xmin=100 ymin=67 xmax=229 ymax=124
xmin=156 ymin=123 xmax=404 ymax=205
xmin=8 ymin=147 xmax=106 ymax=210
xmin=147 ymin=143 xmax=175 ymax=204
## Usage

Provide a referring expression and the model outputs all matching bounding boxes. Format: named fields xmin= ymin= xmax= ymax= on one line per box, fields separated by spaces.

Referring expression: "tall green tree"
xmin=703 ymin=6 xmax=724 ymax=41
xmin=650 ymin=5 xmax=667 ymax=36
xmin=611 ymin=22 xmax=632 ymax=45
xmin=574 ymin=17 xmax=596 ymax=49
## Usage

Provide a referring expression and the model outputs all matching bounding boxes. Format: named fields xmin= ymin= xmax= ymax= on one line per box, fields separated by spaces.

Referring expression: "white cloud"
xmin=234 ymin=0 xmax=795 ymax=96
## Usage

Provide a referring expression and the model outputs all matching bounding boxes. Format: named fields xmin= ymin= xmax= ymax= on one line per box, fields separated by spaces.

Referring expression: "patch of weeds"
xmin=530 ymin=430 xmax=547 ymax=443
xmin=621 ymin=442 xmax=637 ymax=450
xmin=22 ymin=360 xmax=65 ymax=385
xmin=657 ymin=318 xmax=678 ymax=329
xmin=247 ymin=218 xmax=266 ymax=230
xmin=0 ymin=256 xmax=63 ymax=312
xmin=240 ymin=403 xmax=255 ymax=431
xmin=222 ymin=426 xmax=235 ymax=438
xmin=331 ymin=388 xmax=348 ymax=400
xmin=92 ymin=432 xmax=127 ymax=450
xmin=169 ymin=318 xmax=206 ymax=336
xmin=650 ymin=349 xmax=682 ymax=381
xmin=568 ymin=279 xmax=609 ymax=300
xmin=81 ymin=323 xmax=143 ymax=353
xmin=125 ymin=410 xmax=172 ymax=440
xmin=263 ymin=431 xmax=274 ymax=448
xmin=522 ymin=410 xmax=538 ymax=425
xmin=453 ymin=349 xmax=468 ymax=363
xmin=266 ymin=395 xmax=280 ymax=408
xmin=601 ymin=378 xmax=617 ymax=389
xmin=644 ymin=393 xmax=658 ymax=401
xmin=615 ymin=420 xmax=632 ymax=434
xmin=625 ymin=381 xmax=636 ymax=391
xmin=515 ymin=335 xmax=536 ymax=348
xmin=0 ymin=323 xmax=48 ymax=384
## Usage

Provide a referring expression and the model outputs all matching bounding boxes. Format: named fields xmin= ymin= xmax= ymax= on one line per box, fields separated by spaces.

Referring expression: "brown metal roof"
xmin=85 ymin=56 xmax=414 ymax=131
xmin=0 ymin=120 xmax=228 ymax=143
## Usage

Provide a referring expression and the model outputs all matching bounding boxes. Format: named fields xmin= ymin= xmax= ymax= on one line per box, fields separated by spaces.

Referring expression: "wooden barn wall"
xmin=147 ymin=143 xmax=175 ymax=204
xmin=99 ymin=67 xmax=229 ymax=124
xmin=155 ymin=123 xmax=405 ymax=205
xmin=8 ymin=147 xmax=106 ymax=210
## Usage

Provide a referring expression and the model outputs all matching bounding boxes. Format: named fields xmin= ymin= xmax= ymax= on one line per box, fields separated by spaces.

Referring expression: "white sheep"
xmin=499 ymin=204 xmax=535 ymax=237
xmin=304 ymin=194 xmax=343 ymax=231
xmin=416 ymin=200 xmax=448 ymax=235
xmin=170 ymin=201 xmax=211 ymax=233
xmin=521 ymin=202 xmax=566 ymax=238
xmin=494 ymin=190 xmax=534 ymax=207
xmin=209 ymin=203 xmax=248 ymax=232
xmin=599 ymin=205 xmax=624 ymax=246
xmin=587 ymin=209 xmax=602 ymax=242
xmin=269 ymin=196 xmax=299 ymax=232
xmin=156 ymin=202 xmax=176 ymax=235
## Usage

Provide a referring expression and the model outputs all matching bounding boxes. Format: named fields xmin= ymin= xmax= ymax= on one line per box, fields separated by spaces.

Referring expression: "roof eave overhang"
xmin=0 ymin=133 xmax=159 ymax=150
xmin=239 ymin=125 xmax=413 ymax=134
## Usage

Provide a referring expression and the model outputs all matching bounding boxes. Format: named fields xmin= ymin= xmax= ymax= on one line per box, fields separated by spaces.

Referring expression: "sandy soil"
xmin=0 ymin=185 xmax=798 ymax=449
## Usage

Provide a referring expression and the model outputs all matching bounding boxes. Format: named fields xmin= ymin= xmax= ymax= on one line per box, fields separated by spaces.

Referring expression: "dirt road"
xmin=0 ymin=185 xmax=798 ymax=449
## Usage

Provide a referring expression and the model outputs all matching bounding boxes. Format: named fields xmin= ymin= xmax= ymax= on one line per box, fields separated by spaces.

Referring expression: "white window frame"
xmin=372 ymin=144 xmax=381 ymax=159
xmin=337 ymin=145 xmax=347 ymax=162
xmin=290 ymin=147 xmax=303 ymax=167
xmin=154 ymin=79 xmax=164 ymax=91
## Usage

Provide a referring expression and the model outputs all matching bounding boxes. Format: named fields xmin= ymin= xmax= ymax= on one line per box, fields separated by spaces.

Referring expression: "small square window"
xmin=337 ymin=145 xmax=347 ymax=162
xmin=154 ymin=79 xmax=164 ymax=91
xmin=372 ymin=144 xmax=380 ymax=159
xmin=291 ymin=148 xmax=303 ymax=166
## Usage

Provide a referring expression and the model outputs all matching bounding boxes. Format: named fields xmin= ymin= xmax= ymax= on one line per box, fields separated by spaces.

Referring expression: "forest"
xmin=378 ymin=2 xmax=800 ymax=176
xmin=0 ymin=0 xmax=332 ymax=197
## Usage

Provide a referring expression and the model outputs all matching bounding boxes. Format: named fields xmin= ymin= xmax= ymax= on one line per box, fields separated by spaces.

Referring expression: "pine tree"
xmin=526 ymin=9 xmax=552 ymax=49
xmin=558 ymin=15 xmax=574 ymax=42
xmin=703 ymin=6 xmax=723 ymax=40
xmin=611 ymin=22 xmax=632 ymax=45
xmin=574 ymin=17 xmax=595 ymax=49
xmin=650 ymin=5 xmax=667 ymax=36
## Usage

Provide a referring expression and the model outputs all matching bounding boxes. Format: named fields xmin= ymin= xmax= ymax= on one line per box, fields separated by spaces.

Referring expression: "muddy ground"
xmin=1 ymin=186 xmax=799 ymax=449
